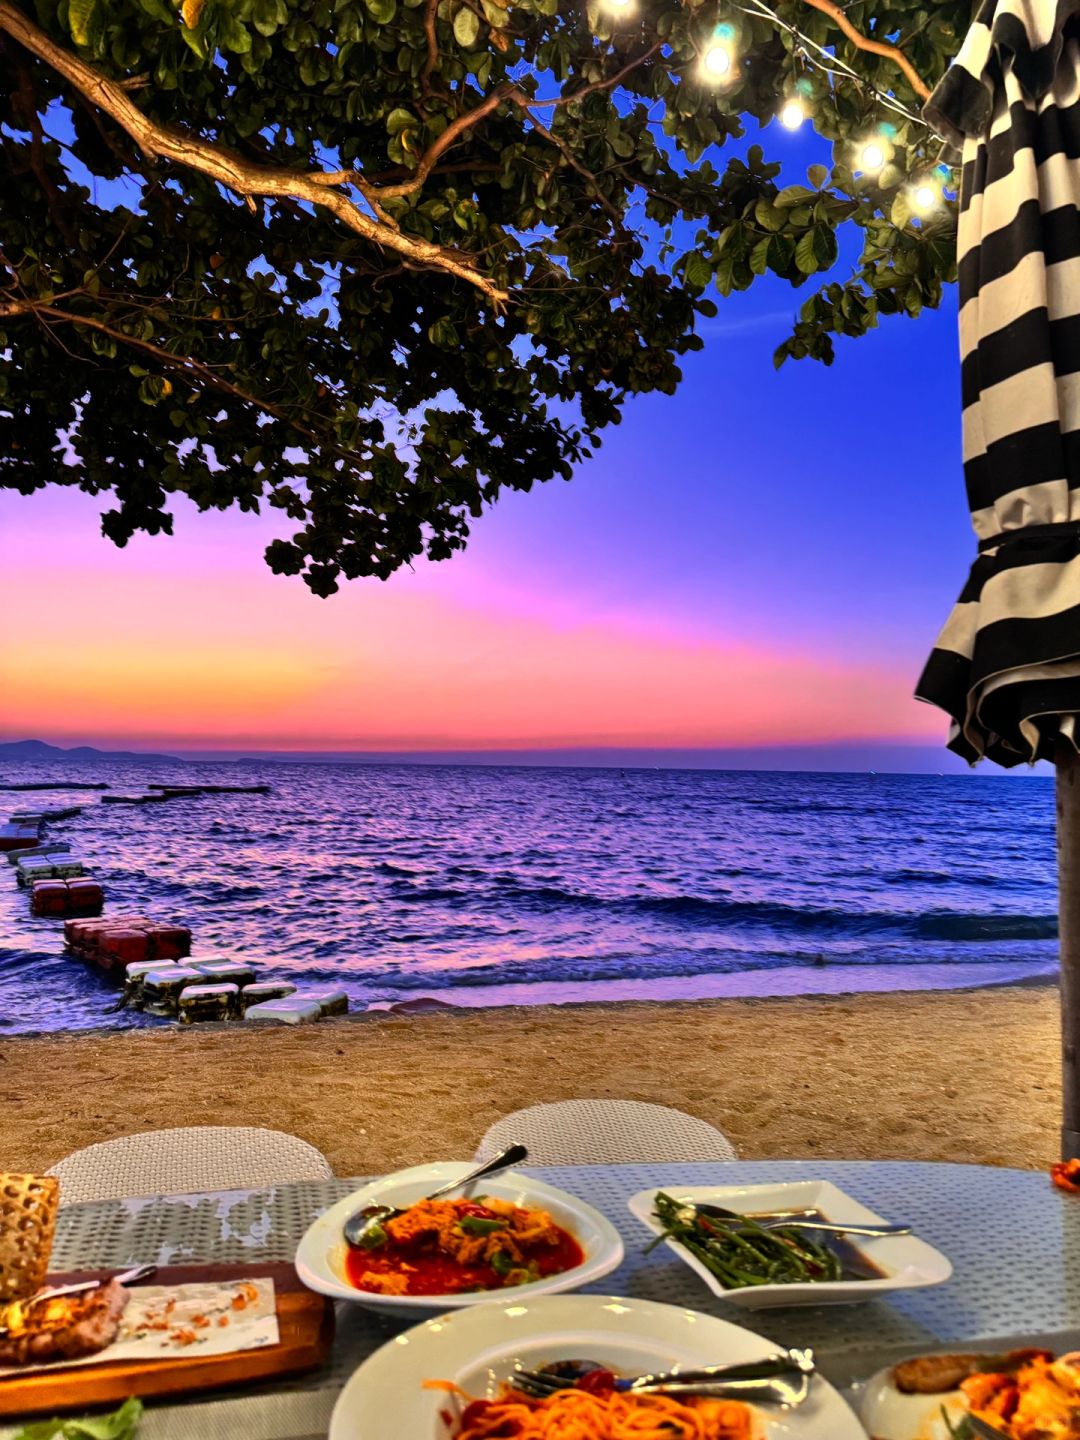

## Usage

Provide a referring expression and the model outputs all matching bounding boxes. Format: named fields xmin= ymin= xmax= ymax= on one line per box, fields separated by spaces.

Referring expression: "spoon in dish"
xmin=684 ymin=1200 xmax=911 ymax=1238
xmin=343 ymin=1144 xmax=529 ymax=1248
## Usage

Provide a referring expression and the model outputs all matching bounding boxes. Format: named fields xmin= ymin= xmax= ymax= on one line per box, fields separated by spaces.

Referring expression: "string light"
xmin=779 ymin=98 xmax=806 ymax=130
xmin=702 ymin=40 xmax=734 ymax=80
xmin=600 ymin=0 xmax=633 ymax=11
xmin=910 ymin=178 xmax=941 ymax=214
xmin=860 ymin=141 xmax=886 ymax=172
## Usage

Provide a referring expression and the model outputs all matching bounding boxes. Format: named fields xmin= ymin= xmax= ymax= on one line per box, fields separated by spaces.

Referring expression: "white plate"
xmin=855 ymin=1366 xmax=967 ymax=1440
xmin=328 ymin=1292 xmax=869 ymax=1439
xmin=627 ymin=1180 xmax=952 ymax=1310
xmin=295 ymin=1163 xmax=624 ymax=1315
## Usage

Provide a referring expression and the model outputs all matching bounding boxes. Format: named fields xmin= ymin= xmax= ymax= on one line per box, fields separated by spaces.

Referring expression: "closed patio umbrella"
xmin=915 ymin=1 xmax=1080 ymax=1155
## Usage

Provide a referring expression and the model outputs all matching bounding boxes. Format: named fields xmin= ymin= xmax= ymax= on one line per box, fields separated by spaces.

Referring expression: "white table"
xmin=7 ymin=1160 xmax=1079 ymax=1439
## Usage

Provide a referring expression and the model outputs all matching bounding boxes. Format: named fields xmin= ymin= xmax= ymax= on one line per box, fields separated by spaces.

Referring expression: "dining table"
xmin=3 ymin=1158 xmax=1078 ymax=1440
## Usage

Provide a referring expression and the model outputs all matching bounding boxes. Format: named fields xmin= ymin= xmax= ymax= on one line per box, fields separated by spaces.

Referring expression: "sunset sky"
xmin=0 ymin=128 xmax=971 ymax=761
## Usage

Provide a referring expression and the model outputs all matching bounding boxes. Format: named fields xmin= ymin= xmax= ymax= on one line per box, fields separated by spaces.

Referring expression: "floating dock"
xmin=146 ymin=784 xmax=272 ymax=795
xmin=0 ymin=782 xmax=110 ymax=791
xmin=4 ymin=780 xmax=346 ymax=1026
xmin=99 ymin=793 xmax=172 ymax=805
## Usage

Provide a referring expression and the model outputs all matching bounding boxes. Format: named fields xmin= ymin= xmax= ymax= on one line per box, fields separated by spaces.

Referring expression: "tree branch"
xmin=420 ymin=0 xmax=439 ymax=97
xmin=321 ymin=43 xmax=663 ymax=206
xmin=797 ymin=0 xmax=931 ymax=100
xmin=0 ymin=297 xmax=374 ymax=466
xmin=0 ymin=0 xmax=509 ymax=303
xmin=524 ymin=42 xmax=663 ymax=109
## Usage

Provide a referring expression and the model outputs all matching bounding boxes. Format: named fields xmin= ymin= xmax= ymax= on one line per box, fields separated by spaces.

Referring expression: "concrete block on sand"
xmin=244 ymin=996 xmax=322 ymax=1026
xmin=240 ymin=981 xmax=296 ymax=1010
xmin=179 ymin=984 xmax=239 ymax=1023
xmin=305 ymin=989 xmax=349 ymax=1017
xmin=141 ymin=966 xmax=202 ymax=1015
xmin=119 ymin=960 xmax=179 ymax=1009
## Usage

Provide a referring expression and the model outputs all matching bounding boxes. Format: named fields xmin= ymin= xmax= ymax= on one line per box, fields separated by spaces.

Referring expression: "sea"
xmin=0 ymin=759 xmax=1060 ymax=1034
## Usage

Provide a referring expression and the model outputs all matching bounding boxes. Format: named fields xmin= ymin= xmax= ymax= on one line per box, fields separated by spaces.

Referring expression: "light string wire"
xmin=732 ymin=0 xmax=945 ymax=140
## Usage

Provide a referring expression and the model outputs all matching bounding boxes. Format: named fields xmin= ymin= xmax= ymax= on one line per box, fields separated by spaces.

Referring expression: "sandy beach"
xmin=1 ymin=984 xmax=1059 ymax=1177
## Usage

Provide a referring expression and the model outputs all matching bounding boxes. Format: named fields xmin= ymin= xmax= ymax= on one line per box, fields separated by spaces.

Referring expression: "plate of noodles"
xmin=327 ymin=1292 xmax=868 ymax=1439
xmin=295 ymin=1163 xmax=623 ymax=1315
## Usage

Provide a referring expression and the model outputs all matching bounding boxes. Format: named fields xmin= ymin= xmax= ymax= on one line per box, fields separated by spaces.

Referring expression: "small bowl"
xmin=628 ymin=1178 xmax=953 ymax=1309
xmin=295 ymin=1162 xmax=624 ymax=1316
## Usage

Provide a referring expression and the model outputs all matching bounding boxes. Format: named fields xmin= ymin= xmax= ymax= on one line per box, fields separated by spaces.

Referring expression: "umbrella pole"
xmin=1058 ymin=741 xmax=1080 ymax=1159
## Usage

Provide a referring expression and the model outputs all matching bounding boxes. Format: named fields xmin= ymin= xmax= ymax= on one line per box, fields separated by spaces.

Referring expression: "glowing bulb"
xmin=911 ymin=181 xmax=939 ymax=214
xmin=779 ymin=99 xmax=805 ymax=131
xmin=702 ymin=42 xmax=733 ymax=79
xmin=602 ymin=0 xmax=633 ymax=10
xmin=860 ymin=141 xmax=886 ymax=173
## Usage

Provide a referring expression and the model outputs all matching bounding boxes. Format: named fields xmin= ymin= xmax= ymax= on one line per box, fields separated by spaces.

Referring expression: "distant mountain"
xmin=0 ymin=739 xmax=179 ymax=763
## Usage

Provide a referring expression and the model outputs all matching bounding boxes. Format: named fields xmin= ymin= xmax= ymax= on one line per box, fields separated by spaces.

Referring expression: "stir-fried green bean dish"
xmin=648 ymin=1192 xmax=873 ymax=1288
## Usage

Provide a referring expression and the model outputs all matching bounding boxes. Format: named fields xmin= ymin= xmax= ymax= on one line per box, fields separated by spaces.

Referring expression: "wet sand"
xmin=3 ymin=985 xmax=1059 ymax=1176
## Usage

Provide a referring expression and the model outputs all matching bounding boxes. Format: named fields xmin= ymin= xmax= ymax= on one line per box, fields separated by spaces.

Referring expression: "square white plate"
xmin=627 ymin=1179 xmax=952 ymax=1309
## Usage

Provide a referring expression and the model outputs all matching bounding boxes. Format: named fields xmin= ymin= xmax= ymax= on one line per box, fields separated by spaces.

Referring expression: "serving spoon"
xmin=343 ymin=1143 xmax=529 ymax=1248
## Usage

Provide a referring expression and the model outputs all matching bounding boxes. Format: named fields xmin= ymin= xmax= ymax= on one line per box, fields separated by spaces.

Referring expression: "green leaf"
xmin=775 ymin=185 xmax=817 ymax=209
xmin=364 ymin=0 xmax=397 ymax=22
xmin=15 ymin=1398 xmax=144 ymax=1440
xmin=807 ymin=164 xmax=829 ymax=190
xmin=67 ymin=0 xmax=98 ymax=44
xmin=753 ymin=199 xmax=785 ymax=233
xmin=683 ymin=252 xmax=711 ymax=289
xmin=428 ymin=316 xmax=459 ymax=348
xmin=794 ymin=229 xmax=821 ymax=275
xmin=385 ymin=107 xmax=415 ymax=134
xmin=890 ymin=192 xmax=914 ymax=229
xmin=453 ymin=5 xmax=480 ymax=45
xmin=813 ymin=226 xmax=838 ymax=270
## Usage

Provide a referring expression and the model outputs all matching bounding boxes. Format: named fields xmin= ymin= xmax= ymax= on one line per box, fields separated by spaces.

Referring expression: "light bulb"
xmin=602 ymin=0 xmax=633 ymax=10
xmin=702 ymin=42 xmax=733 ymax=79
xmin=779 ymin=99 xmax=805 ymax=131
xmin=911 ymin=181 xmax=939 ymax=213
xmin=860 ymin=141 xmax=886 ymax=172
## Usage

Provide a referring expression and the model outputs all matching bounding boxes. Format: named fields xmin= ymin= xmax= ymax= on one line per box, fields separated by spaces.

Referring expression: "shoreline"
xmin=0 ymin=946 xmax=1059 ymax=1041
xmin=1 ymin=984 xmax=1060 ymax=1177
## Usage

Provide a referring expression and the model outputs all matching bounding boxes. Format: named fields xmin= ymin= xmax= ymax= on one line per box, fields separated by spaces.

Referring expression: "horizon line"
xmin=1 ymin=736 xmax=1053 ymax=775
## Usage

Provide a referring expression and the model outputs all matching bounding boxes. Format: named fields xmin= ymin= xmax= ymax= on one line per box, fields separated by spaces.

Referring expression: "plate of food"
xmin=0 ymin=1172 xmax=333 ymax=1418
xmin=627 ymin=1180 xmax=952 ymax=1309
xmin=294 ymin=1163 xmax=623 ymax=1314
xmin=328 ymin=1292 xmax=869 ymax=1439
xmin=857 ymin=1347 xmax=1080 ymax=1440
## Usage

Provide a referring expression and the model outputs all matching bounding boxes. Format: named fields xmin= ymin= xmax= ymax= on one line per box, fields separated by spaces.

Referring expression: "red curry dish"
xmin=344 ymin=1196 xmax=584 ymax=1297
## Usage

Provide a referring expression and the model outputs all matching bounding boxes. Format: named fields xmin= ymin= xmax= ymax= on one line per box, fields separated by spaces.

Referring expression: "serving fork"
xmin=513 ymin=1347 xmax=816 ymax=1406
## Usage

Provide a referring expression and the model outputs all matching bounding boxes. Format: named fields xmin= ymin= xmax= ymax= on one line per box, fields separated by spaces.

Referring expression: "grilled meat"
xmin=0 ymin=1278 xmax=129 ymax=1366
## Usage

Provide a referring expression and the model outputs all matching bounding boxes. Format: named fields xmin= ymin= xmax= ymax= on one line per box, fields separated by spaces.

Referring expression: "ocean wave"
xmin=482 ymin=881 xmax=1058 ymax=942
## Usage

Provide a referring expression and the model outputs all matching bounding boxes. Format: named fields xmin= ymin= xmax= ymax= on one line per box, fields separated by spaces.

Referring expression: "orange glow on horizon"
xmin=0 ymin=557 xmax=942 ymax=753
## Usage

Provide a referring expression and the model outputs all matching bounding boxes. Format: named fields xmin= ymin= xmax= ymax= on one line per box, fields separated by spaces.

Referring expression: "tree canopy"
xmin=0 ymin=0 xmax=965 ymax=592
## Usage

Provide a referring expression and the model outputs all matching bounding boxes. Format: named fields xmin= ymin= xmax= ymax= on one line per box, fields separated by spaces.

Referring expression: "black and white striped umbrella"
xmin=916 ymin=0 xmax=1080 ymax=767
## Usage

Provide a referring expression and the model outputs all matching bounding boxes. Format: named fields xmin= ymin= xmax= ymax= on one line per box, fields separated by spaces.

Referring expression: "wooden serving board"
xmin=0 ymin=1262 xmax=334 ymax=1418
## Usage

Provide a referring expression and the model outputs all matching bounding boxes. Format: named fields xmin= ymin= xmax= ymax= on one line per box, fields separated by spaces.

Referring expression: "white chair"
xmin=47 ymin=1126 xmax=333 ymax=1204
xmin=474 ymin=1100 xmax=737 ymax=1165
